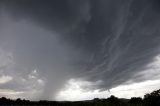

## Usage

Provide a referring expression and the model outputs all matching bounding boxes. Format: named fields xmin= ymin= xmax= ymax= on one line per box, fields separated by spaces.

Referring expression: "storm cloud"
xmin=0 ymin=0 xmax=160 ymax=100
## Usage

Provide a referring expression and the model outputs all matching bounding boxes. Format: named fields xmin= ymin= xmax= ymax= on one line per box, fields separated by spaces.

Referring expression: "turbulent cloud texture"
xmin=0 ymin=0 xmax=160 ymax=100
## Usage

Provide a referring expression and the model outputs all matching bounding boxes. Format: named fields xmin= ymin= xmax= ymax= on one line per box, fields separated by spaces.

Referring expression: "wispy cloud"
xmin=0 ymin=75 xmax=13 ymax=84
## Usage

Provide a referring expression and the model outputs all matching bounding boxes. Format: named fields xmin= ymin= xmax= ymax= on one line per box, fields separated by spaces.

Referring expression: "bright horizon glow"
xmin=56 ymin=55 xmax=160 ymax=101
xmin=56 ymin=79 xmax=160 ymax=101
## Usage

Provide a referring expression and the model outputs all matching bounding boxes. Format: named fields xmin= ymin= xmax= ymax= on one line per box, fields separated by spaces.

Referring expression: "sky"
xmin=0 ymin=0 xmax=160 ymax=101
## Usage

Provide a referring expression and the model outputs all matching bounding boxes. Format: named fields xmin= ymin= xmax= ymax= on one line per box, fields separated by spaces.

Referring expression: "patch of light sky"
xmin=56 ymin=54 xmax=160 ymax=101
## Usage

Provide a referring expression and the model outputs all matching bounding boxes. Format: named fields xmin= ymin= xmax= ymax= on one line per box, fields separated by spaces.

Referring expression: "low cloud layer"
xmin=0 ymin=0 xmax=160 ymax=100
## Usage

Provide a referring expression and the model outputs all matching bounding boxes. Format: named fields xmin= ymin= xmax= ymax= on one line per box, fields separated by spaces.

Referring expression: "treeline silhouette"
xmin=0 ymin=89 xmax=160 ymax=106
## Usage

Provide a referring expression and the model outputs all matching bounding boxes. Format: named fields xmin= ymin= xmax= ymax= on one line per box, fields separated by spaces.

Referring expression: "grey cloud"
xmin=0 ymin=0 xmax=160 ymax=100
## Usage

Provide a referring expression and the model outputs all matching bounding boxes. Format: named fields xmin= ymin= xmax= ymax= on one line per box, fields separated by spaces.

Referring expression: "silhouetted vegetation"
xmin=0 ymin=89 xmax=160 ymax=106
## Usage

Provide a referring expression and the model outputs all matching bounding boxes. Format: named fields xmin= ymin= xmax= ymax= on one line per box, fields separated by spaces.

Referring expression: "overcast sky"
xmin=0 ymin=0 xmax=160 ymax=101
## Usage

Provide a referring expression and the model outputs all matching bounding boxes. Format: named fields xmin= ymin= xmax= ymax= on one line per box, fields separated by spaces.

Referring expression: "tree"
xmin=107 ymin=95 xmax=121 ymax=106
xmin=129 ymin=97 xmax=142 ymax=105
xmin=144 ymin=89 xmax=160 ymax=106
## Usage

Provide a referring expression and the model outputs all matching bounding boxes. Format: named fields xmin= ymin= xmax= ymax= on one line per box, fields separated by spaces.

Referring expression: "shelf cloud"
xmin=0 ymin=0 xmax=160 ymax=100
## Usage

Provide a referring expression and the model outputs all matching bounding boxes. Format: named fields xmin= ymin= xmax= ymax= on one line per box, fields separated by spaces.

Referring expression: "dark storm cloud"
xmin=1 ymin=0 xmax=160 ymax=100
